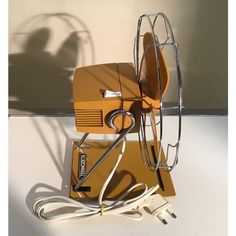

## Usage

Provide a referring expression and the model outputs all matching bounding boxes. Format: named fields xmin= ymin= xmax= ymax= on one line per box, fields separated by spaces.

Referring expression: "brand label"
xmin=78 ymin=153 xmax=87 ymax=180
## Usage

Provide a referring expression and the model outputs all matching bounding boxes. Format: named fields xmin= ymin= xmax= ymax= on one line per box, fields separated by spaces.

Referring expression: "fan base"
xmin=69 ymin=140 xmax=176 ymax=200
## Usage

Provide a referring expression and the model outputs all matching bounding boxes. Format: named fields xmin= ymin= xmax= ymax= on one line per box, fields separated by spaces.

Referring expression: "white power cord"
xmin=33 ymin=140 xmax=176 ymax=223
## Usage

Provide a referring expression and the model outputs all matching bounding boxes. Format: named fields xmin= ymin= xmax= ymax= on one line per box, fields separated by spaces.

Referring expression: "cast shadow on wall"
xmin=9 ymin=13 xmax=95 ymax=114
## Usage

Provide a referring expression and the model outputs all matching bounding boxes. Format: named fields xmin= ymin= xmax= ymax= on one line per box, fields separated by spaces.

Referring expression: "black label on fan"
xmin=78 ymin=153 xmax=87 ymax=180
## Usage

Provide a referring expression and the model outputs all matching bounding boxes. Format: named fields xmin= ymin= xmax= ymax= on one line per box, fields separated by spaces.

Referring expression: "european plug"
xmin=140 ymin=194 xmax=177 ymax=224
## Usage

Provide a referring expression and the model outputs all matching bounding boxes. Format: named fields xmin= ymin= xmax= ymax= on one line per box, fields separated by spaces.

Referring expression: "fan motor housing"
xmin=73 ymin=63 xmax=141 ymax=134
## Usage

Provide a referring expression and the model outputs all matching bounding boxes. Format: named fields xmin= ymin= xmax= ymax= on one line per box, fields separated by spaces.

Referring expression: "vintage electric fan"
xmin=33 ymin=13 xmax=183 ymax=223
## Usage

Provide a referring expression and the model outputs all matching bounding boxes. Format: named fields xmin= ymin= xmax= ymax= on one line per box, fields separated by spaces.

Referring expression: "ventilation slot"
xmin=75 ymin=109 xmax=103 ymax=127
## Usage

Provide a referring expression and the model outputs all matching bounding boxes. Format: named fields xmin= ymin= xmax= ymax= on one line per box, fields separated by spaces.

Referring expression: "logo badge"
xmin=78 ymin=153 xmax=87 ymax=180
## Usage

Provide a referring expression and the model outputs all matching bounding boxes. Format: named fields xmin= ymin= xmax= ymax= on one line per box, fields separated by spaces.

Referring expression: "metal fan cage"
xmin=133 ymin=13 xmax=183 ymax=172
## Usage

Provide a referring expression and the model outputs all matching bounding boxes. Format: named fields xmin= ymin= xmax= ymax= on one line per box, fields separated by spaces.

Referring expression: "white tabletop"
xmin=9 ymin=116 xmax=227 ymax=236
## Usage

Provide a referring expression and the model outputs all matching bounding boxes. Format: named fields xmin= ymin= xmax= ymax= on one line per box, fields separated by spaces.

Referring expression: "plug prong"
xmin=156 ymin=213 xmax=168 ymax=225
xmin=160 ymin=218 xmax=168 ymax=225
xmin=166 ymin=209 xmax=177 ymax=218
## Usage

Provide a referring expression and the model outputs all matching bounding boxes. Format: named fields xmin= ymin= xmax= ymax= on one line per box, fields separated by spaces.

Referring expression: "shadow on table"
xmin=25 ymin=117 xmax=75 ymax=215
xmin=9 ymin=193 xmax=49 ymax=236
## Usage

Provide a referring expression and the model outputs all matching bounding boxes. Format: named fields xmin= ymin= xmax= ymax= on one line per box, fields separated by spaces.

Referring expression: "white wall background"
xmin=9 ymin=0 xmax=227 ymax=111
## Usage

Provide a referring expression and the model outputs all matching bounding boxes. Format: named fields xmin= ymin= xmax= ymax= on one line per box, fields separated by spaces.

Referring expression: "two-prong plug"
xmin=140 ymin=194 xmax=177 ymax=225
